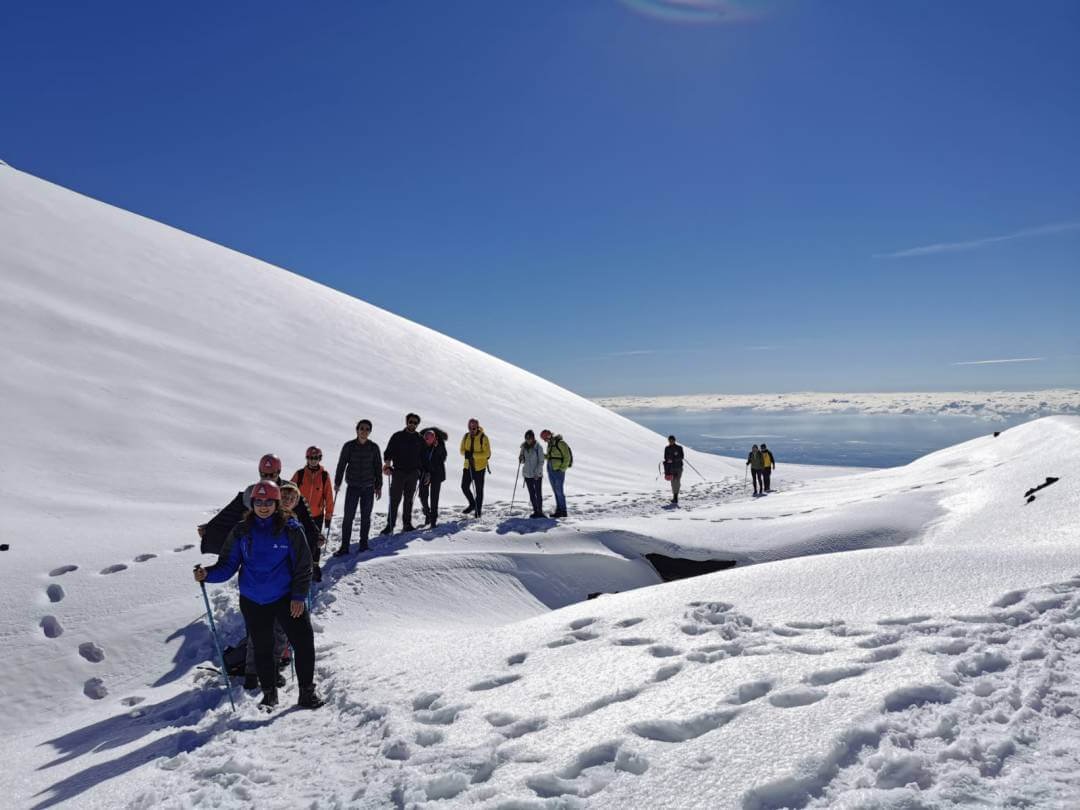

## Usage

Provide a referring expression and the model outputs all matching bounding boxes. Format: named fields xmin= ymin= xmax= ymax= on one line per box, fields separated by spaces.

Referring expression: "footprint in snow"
xmin=563 ymin=687 xmax=642 ymax=719
xmin=652 ymin=663 xmax=683 ymax=682
xmin=769 ymin=686 xmax=827 ymax=708
xmin=726 ymin=680 xmax=773 ymax=704
xmin=547 ymin=637 xmax=576 ymax=649
xmin=526 ymin=740 xmax=649 ymax=799
xmin=415 ymin=728 xmax=444 ymax=747
xmin=172 ymin=544 xmax=195 ymax=553
xmin=134 ymin=553 xmax=157 ymax=563
xmin=615 ymin=617 xmax=644 ymax=628
xmin=99 ymin=564 xmax=127 ymax=575
xmin=570 ymin=630 xmax=599 ymax=641
xmin=862 ymin=646 xmax=903 ymax=662
xmin=647 ymin=644 xmax=682 ymax=658
xmin=507 ymin=652 xmax=528 ymax=666
xmin=41 ymin=615 xmax=63 ymax=638
xmin=468 ymin=673 xmax=522 ymax=692
xmin=78 ymin=641 xmax=106 ymax=663
xmin=803 ymin=666 xmax=867 ymax=686
xmin=568 ymin=617 xmax=597 ymax=630
xmin=49 ymin=565 xmax=78 ymax=577
xmin=611 ymin=637 xmax=654 ymax=647
xmin=629 ymin=709 xmax=738 ymax=742
xmin=83 ymin=677 xmax=108 ymax=700
xmin=46 ymin=584 xmax=65 ymax=603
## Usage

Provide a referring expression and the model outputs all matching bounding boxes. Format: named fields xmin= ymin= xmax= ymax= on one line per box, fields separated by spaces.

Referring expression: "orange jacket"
xmin=291 ymin=464 xmax=335 ymax=519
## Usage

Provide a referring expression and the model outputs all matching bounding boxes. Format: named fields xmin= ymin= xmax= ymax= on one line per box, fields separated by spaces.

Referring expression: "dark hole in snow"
xmin=1024 ymin=476 xmax=1059 ymax=499
xmin=0 ymin=544 xmax=9 ymax=551
xmin=645 ymin=553 xmax=736 ymax=582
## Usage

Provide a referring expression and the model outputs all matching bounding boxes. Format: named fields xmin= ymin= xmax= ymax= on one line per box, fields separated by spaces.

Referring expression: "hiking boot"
xmin=259 ymin=688 xmax=279 ymax=710
xmin=297 ymin=686 xmax=324 ymax=710
xmin=379 ymin=526 xmax=393 ymax=536
xmin=356 ymin=541 xmax=370 ymax=553
xmin=402 ymin=524 xmax=415 ymax=532
xmin=461 ymin=505 xmax=474 ymax=515
xmin=333 ymin=546 xmax=350 ymax=557
xmin=530 ymin=512 xmax=544 ymax=519
xmin=243 ymin=674 xmax=259 ymax=690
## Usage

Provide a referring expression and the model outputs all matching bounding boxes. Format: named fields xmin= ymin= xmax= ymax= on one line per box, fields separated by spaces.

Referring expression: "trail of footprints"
xmin=38 ymin=544 xmax=197 ymax=702
xmin=387 ymin=576 xmax=1080 ymax=806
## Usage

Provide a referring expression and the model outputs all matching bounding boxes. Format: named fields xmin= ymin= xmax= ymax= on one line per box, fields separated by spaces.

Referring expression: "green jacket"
xmin=545 ymin=436 xmax=572 ymax=472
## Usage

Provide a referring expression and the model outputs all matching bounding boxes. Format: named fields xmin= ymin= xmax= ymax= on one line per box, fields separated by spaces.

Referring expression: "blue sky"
xmin=3 ymin=0 xmax=1078 ymax=396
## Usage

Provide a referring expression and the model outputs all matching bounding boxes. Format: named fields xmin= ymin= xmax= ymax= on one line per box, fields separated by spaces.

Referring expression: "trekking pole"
xmin=684 ymin=458 xmax=706 ymax=482
xmin=197 ymin=573 xmax=236 ymax=712
xmin=509 ymin=460 xmax=522 ymax=516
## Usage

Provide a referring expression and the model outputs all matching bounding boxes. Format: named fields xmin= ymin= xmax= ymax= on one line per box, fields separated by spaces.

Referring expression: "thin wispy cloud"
xmin=618 ymin=0 xmax=759 ymax=25
xmin=875 ymin=221 xmax=1080 ymax=259
xmin=952 ymin=357 xmax=1044 ymax=366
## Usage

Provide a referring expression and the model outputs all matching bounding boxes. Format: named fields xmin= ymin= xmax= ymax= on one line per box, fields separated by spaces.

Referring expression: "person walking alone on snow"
xmin=519 ymin=429 xmax=545 ymax=518
xmin=663 ymin=435 xmax=685 ymax=505
xmin=460 ymin=418 xmax=491 ymax=518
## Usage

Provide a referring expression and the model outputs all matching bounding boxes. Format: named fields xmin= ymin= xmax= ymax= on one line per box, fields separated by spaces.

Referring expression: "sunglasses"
xmin=253 ymin=498 xmax=276 ymax=507
xmin=407 ymin=421 xmax=419 ymax=427
xmin=307 ymin=455 xmax=322 ymax=460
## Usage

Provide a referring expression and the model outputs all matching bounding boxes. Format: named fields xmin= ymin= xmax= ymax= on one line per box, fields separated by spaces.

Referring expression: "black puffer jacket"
xmin=384 ymin=429 xmax=427 ymax=473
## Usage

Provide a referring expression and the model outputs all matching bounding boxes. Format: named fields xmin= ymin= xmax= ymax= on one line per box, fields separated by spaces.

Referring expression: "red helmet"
xmin=259 ymin=453 xmax=282 ymax=475
xmin=540 ymin=429 xmax=553 ymax=441
xmin=423 ymin=430 xmax=436 ymax=447
xmin=251 ymin=480 xmax=281 ymax=501
xmin=306 ymin=446 xmax=322 ymax=458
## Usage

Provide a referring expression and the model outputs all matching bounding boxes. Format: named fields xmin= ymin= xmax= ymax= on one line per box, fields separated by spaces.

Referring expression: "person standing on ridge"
xmin=382 ymin=412 xmax=426 ymax=534
xmin=541 ymin=429 xmax=572 ymax=517
xmin=292 ymin=446 xmax=334 ymax=536
xmin=419 ymin=427 xmax=448 ymax=528
xmin=194 ymin=479 xmax=324 ymax=711
xmin=663 ymin=435 xmax=685 ymax=505
xmin=519 ymin=429 xmax=545 ymax=518
xmin=747 ymin=444 xmax=765 ymax=496
xmin=333 ymin=420 xmax=383 ymax=554
xmin=460 ymin=418 xmax=491 ymax=518
xmin=760 ymin=443 xmax=776 ymax=492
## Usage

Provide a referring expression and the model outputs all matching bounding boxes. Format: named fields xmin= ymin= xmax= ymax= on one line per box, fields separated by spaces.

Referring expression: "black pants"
xmin=525 ymin=476 xmax=543 ymax=515
xmin=420 ymin=478 xmax=442 ymax=522
xmin=752 ymin=469 xmax=764 ymax=492
xmin=239 ymin=595 xmax=315 ymax=692
xmin=341 ymin=484 xmax=375 ymax=550
xmin=461 ymin=468 xmax=486 ymax=515
xmin=388 ymin=469 xmax=420 ymax=529
xmin=762 ymin=468 xmax=772 ymax=491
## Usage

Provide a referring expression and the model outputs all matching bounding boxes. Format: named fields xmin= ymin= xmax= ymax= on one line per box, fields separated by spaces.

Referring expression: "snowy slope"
xmin=0 ymin=164 xmax=756 ymax=732
xmin=2 ymin=164 xmax=1078 ymax=810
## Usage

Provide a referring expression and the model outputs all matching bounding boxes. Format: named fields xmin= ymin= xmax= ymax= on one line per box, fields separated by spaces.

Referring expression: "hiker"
xmin=747 ymin=444 xmax=765 ymax=495
xmin=419 ymin=427 xmax=448 ymax=528
xmin=333 ymin=420 xmax=383 ymax=554
xmin=200 ymin=453 xmax=323 ymax=581
xmin=292 ymin=446 xmax=334 ymax=535
xmin=519 ymin=429 xmax=545 ymax=518
xmin=194 ymin=479 xmax=324 ymax=710
xmin=663 ymin=435 xmax=685 ymax=505
xmin=460 ymin=418 xmax=491 ymax=518
xmin=382 ymin=412 xmax=426 ymax=534
xmin=760 ymin=443 xmax=776 ymax=492
xmin=541 ymin=429 xmax=572 ymax=517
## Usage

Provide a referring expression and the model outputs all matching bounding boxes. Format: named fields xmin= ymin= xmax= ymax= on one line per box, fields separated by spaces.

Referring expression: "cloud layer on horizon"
xmin=596 ymin=389 xmax=1080 ymax=421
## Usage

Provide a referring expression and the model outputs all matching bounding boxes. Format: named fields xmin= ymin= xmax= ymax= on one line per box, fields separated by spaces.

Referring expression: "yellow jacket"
xmin=460 ymin=429 xmax=491 ymax=471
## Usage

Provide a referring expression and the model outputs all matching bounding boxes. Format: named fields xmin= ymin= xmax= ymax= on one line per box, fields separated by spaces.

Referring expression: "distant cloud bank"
xmin=596 ymin=390 xmax=1080 ymax=421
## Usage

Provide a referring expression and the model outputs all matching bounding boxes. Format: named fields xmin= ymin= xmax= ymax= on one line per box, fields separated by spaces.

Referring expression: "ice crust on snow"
xmin=1 ymin=164 xmax=1079 ymax=809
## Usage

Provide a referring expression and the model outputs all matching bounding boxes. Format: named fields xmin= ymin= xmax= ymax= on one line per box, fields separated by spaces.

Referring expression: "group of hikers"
xmin=191 ymin=415 xmax=776 ymax=712
xmin=192 ymin=414 xmax=574 ymax=711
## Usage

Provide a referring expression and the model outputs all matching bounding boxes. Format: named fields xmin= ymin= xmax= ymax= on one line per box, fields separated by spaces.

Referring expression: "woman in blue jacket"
xmin=194 ymin=479 xmax=323 ymax=710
